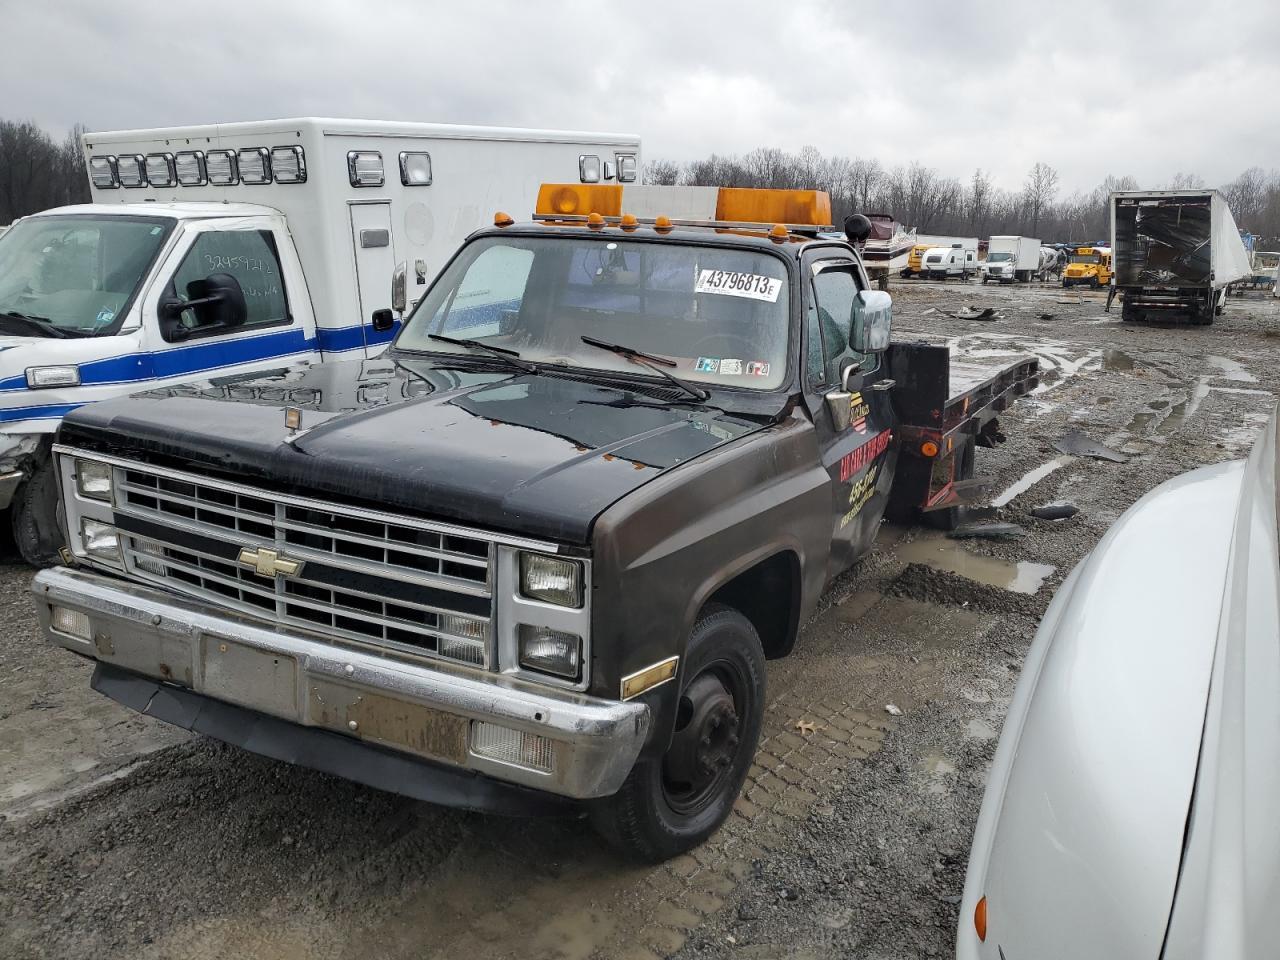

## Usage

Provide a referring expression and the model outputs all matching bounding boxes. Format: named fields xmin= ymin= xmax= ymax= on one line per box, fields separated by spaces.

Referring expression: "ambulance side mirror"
xmin=391 ymin=261 xmax=407 ymax=315
xmin=158 ymin=272 xmax=247 ymax=342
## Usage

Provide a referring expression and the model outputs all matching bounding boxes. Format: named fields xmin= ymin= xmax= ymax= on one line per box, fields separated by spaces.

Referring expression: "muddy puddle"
xmin=1102 ymin=348 xmax=1137 ymax=371
xmin=894 ymin=536 xmax=1055 ymax=595
xmin=990 ymin=456 xmax=1072 ymax=507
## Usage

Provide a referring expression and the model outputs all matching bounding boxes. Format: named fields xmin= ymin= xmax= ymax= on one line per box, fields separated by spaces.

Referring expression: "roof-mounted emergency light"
xmin=144 ymin=153 xmax=176 ymax=188
xmin=117 ymin=154 xmax=146 ymax=189
xmin=88 ymin=156 xmax=118 ymax=189
xmin=237 ymin=147 xmax=271 ymax=185
xmin=271 ymin=145 xmax=306 ymax=184
xmin=532 ymin=183 xmax=834 ymax=234
xmin=715 ymin=188 xmax=832 ymax=229
xmin=579 ymin=155 xmax=602 ymax=183
xmin=535 ymin=183 xmax=624 ymax=218
xmin=174 ymin=151 xmax=207 ymax=186
xmin=206 ymin=150 xmax=238 ymax=185
xmin=617 ymin=154 xmax=638 ymax=183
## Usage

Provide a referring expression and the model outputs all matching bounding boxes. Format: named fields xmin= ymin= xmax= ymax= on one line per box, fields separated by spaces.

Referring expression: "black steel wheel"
xmin=590 ymin=604 xmax=765 ymax=862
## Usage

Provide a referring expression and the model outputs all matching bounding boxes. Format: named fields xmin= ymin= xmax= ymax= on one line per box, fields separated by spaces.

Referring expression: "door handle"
xmin=871 ymin=379 xmax=896 ymax=392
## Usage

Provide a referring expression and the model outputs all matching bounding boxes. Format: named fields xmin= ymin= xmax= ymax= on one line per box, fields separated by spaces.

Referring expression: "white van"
xmin=0 ymin=118 xmax=641 ymax=561
xmin=921 ymin=243 xmax=978 ymax=280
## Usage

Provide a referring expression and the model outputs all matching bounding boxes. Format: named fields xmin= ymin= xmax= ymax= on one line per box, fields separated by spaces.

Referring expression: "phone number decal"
xmin=694 ymin=269 xmax=782 ymax=303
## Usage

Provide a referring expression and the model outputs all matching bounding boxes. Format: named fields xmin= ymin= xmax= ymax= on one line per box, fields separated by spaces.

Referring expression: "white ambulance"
xmin=0 ymin=118 xmax=640 ymax=562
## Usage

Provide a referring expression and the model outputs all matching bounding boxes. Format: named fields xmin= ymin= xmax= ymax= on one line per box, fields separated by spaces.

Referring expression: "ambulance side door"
xmin=136 ymin=217 xmax=318 ymax=386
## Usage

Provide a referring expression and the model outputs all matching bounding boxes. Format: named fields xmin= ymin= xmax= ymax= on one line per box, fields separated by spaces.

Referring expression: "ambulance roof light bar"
xmin=533 ymin=183 xmax=835 ymax=234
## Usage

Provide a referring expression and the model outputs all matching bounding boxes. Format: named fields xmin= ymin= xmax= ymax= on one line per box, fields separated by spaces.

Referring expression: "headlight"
xmin=74 ymin=459 xmax=113 ymax=501
xmin=80 ymin=518 xmax=121 ymax=565
xmin=519 ymin=553 xmax=583 ymax=607
xmin=26 ymin=365 xmax=80 ymax=388
xmin=518 ymin=624 xmax=582 ymax=680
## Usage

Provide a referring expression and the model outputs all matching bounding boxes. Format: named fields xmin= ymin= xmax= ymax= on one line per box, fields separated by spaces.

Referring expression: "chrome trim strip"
xmin=54 ymin=444 xmax=563 ymax=553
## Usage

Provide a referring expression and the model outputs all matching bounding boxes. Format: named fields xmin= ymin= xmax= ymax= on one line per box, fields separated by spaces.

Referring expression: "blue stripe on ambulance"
xmin=0 ymin=403 xmax=85 ymax=422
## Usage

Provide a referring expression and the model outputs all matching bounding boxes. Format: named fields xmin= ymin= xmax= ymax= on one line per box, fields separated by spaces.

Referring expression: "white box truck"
xmin=980 ymin=236 xmax=1040 ymax=283
xmin=0 ymin=117 xmax=640 ymax=562
xmin=1110 ymin=190 xmax=1251 ymax=325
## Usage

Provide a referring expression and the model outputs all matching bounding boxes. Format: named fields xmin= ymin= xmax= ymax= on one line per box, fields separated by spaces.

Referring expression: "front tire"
xmin=591 ymin=604 xmax=765 ymax=862
xmin=12 ymin=457 xmax=61 ymax=567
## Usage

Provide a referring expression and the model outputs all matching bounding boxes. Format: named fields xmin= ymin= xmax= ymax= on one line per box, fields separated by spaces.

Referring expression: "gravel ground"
xmin=0 ymin=278 xmax=1276 ymax=960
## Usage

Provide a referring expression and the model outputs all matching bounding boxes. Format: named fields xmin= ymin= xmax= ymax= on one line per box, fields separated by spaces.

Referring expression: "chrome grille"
xmin=114 ymin=465 xmax=495 ymax=667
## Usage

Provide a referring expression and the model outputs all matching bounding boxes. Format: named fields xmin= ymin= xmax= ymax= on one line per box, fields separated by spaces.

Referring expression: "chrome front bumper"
xmin=33 ymin=566 xmax=649 ymax=800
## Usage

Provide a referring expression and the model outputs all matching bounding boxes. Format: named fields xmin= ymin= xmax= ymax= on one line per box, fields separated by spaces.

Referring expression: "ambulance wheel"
xmin=12 ymin=458 xmax=61 ymax=567
xmin=922 ymin=438 xmax=975 ymax=532
xmin=590 ymin=604 xmax=764 ymax=862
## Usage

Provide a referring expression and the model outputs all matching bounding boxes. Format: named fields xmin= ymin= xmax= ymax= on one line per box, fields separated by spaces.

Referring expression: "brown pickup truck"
xmin=35 ymin=184 xmax=1037 ymax=860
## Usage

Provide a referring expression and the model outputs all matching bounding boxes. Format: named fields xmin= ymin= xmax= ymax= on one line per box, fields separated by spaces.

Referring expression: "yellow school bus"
xmin=903 ymin=243 xmax=933 ymax=276
xmin=1062 ymin=246 xmax=1112 ymax=288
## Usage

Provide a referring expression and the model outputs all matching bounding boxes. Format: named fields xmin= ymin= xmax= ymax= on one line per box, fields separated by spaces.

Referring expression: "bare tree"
xmin=1023 ymin=162 xmax=1060 ymax=236
xmin=968 ymin=168 xmax=992 ymax=236
xmin=644 ymin=159 xmax=680 ymax=186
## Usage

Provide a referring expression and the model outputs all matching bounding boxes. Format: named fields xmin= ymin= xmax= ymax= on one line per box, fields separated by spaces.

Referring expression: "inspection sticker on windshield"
xmin=694 ymin=269 xmax=782 ymax=303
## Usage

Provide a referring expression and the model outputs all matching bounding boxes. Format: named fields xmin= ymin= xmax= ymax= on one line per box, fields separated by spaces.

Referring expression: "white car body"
xmin=958 ymin=406 xmax=1280 ymax=960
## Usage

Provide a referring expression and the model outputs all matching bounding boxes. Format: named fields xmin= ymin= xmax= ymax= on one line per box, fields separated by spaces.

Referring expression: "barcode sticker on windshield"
xmin=695 ymin=269 xmax=782 ymax=303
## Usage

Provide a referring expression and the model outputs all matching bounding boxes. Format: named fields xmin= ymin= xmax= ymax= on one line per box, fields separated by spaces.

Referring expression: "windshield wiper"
xmin=0 ymin=311 xmax=73 ymax=338
xmin=425 ymin=333 xmax=539 ymax=374
xmin=580 ymin=335 xmax=710 ymax=402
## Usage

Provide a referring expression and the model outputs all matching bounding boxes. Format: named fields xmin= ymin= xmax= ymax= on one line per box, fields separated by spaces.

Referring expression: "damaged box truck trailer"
xmin=1110 ymin=189 xmax=1252 ymax=325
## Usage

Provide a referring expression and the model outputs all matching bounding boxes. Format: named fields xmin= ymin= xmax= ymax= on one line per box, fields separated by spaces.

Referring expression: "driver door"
xmin=136 ymin=217 xmax=316 ymax=386
xmin=801 ymin=252 xmax=897 ymax=580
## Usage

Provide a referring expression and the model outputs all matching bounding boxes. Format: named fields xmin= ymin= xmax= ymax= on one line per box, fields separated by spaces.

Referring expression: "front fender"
xmin=591 ymin=409 xmax=830 ymax=756
xmin=958 ymin=454 xmax=1248 ymax=959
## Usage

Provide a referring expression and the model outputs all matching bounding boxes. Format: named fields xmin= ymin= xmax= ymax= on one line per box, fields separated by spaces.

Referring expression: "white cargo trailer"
xmin=920 ymin=242 xmax=978 ymax=279
xmin=1110 ymin=189 xmax=1251 ymax=324
xmin=981 ymin=236 xmax=1041 ymax=283
xmin=0 ymin=117 xmax=640 ymax=562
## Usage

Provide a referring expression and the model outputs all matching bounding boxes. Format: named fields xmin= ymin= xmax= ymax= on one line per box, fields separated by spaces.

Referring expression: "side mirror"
xmin=391 ymin=261 xmax=407 ymax=315
xmin=824 ymin=361 xmax=862 ymax=431
xmin=851 ymin=290 xmax=892 ymax=354
xmin=158 ymin=272 xmax=247 ymax=341
xmin=371 ymin=308 xmax=396 ymax=333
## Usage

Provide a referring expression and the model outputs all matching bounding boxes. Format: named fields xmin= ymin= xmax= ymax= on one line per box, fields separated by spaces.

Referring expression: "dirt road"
xmin=2 ymin=280 xmax=1276 ymax=960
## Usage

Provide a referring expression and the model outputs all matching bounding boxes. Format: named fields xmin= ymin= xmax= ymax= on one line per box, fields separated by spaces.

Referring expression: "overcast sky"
xmin=4 ymin=0 xmax=1277 ymax=196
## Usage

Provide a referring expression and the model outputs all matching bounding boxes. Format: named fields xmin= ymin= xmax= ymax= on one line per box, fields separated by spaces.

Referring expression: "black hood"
xmin=60 ymin=356 xmax=769 ymax=544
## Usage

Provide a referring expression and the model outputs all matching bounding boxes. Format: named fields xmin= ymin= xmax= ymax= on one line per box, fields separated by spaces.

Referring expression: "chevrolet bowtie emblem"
xmin=237 ymin=546 xmax=304 ymax=579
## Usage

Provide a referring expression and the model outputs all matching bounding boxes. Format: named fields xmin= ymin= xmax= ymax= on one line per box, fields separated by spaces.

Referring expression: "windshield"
xmin=0 ymin=215 xmax=174 ymax=336
xmin=1069 ymin=252 xmax=1100 ymax=264
xmin=395 ymin=235 xmax=791 ymax=390
xmin=986 ymin=252 xmax=1013 ymax=262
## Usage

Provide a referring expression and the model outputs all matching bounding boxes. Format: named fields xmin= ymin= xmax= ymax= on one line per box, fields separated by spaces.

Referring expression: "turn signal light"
xmin=974 ymin=895 xmax=988 ymax=942
xmin=920 ymin=440 xmax=940 ymax=458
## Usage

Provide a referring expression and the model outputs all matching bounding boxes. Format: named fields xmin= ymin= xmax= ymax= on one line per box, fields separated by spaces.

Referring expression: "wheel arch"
xmin=696 ymin=547 xmax=803 ymax=660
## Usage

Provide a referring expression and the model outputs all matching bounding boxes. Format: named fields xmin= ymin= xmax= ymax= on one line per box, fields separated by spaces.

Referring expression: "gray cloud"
xmin=4 ymin=0 xmax=1277 ymax=194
